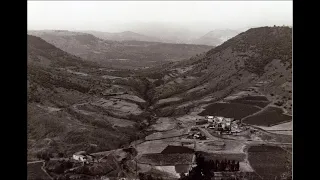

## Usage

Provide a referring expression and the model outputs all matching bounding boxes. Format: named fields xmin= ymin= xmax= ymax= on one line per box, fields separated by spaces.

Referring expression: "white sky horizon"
xmin=28 ymin=1 xmax=292 ymax=34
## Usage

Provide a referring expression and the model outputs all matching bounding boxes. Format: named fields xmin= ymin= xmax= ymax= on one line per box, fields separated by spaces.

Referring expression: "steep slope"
xmin=193 ymin=29 xmax=241 ymax=46
xmin=27 ymin=35 xmax=152 ymax=160
xmin=82 ymin=30 xmax=162 ymax=42
xmin=27 ymin=26 xmax=292 ymax=179
xmin=28 ymin=30 xmax=213 ymax=69
xmin=28 ymin=35 xmax=99 ymax=69
xmin=139 ymin=26 xmax=292 ymax=117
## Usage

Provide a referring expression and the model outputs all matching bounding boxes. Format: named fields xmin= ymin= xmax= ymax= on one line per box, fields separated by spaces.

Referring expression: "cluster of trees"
xmin=36 ymin=151 xmax=54 ymax=161
xmin=138 ymin=173 xmax=164 ymax=180
xmin=179 ymin=153 xmax=240 ymax=180
xmin=205 ymin=159 xmax=240 ymax=172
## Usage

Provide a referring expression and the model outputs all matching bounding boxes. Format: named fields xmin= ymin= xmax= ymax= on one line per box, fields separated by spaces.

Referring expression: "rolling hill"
xmin=28 ymin=30 xmax=213 ymax=69
xmin=81 ymin=30 xmax=162 ymax=42
xmin=138 ymin=26 xmax=292 ymax=117
xmin=27 ymin=35 xmax=153 ymax=160
xmin=27 ymin=26 xmax=292 ymax=179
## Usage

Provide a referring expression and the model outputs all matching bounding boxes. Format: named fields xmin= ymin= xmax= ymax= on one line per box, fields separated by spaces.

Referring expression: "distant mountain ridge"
xmin=28 ymin=30 xmax=213 ymax=69
xmin=193 ymin=29 xmax=241 ymax=46
xmin=80 ymin=30 xmax=162 ymax=42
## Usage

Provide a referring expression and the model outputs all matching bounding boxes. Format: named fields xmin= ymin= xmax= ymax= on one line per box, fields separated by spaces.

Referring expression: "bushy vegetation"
xmin=179 ymin=153 xmax=240 ymax=180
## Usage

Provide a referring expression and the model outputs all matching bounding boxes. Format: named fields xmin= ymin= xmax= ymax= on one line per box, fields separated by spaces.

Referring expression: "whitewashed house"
xmin=72 ymin=151 xmax=87 ymax=162
xmin=72 ymin=151 xmax=94 ymax=163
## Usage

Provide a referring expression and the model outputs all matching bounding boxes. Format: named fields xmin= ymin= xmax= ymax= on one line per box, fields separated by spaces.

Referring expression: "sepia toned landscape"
xmin=27 ymin=1 xmax=292 ymax=180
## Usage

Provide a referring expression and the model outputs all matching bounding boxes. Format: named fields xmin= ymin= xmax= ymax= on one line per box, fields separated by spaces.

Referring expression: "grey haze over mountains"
xmin=192 ymin=29 xmax=242 ymax=46
xmin=76 ymin=28 xmax=245 ymax=46
xmin=79 ymin=30 xmax=162 ymax=43
xmin=27 ymin=30 xmax=213 ymax=69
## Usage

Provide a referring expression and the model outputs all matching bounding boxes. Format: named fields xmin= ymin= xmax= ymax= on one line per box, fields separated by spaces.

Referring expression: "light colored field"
xmin=92 ymin=98 xmax=143 ymax=116
xmin=257 ymin=121 xmax=292 ymax=135
xmin=176 ymin=115 xmax=200 ymax=122
xmin=136 ymin=140 xmax=169 ymax=154
xmin=101 ymin=75 xmax=124 ymax=80
xmin=154 ymin=166 xmax=180 ymax=178
xmin=151 ymin=117 xmax=176 ymax=131
xmin=114 ymin=94 xmax=146 ymax=103
xmin=239 ymin=162 xmax=254 ymax=172
xmin=137 ymin=163 xmax=152 ymax=173
xmin=106 ymin=116 xmax=136 ymax=127
xmin=197 ymin=139 xmax=246 ymax=154
xmin=157 ymin=97 xmax=181 ymax=105
xmin=145 ymin=129 xmax=188 ymax=141
xmin=66 ymin=69 xmax=88 ymax=76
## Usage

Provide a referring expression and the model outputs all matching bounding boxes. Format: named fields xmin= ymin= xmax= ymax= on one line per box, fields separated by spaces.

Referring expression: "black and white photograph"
xmin=27 ymin=1 xmax=293 ymax=180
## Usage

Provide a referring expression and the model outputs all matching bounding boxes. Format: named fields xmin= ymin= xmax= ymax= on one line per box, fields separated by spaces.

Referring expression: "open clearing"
xmin=101 ymin=75 xmax=125 ymax=80
xmin=151 ymin=117 xmax=177 ymax=131
xmin=257 ymin=121 xmax=292 ymax=135
xmin=114 ymin=94 xmax=146 ymax=103
xmin=248 ymin=145 xmax=291 ymax=180
xmin=157 ymin=97 xmax=181 ymax=105
xmin=91 ymin=98 xmax=143 ymax=116
xmin=145 ymin=129 xmax=188 ymax=141
xmin=243 ymin=106 xmax=292 ymax=127
xmin=154 ymin=166 xmax=180 ymax=179
xmin=136 ymin=140 xmax=170 ymax=154
xmin=199 ymin=102 xmax=261 ymax=119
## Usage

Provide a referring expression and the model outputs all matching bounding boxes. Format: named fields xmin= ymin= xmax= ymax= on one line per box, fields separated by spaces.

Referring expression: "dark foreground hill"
xmin=138 ymin=26 xmax=292 ymax=117
xmin=27 ymin=35 xmax=153 ymax=160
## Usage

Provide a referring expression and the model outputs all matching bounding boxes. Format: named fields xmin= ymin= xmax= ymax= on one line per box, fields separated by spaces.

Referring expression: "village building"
xmin=72 ymin=151 xmax=95 ymax=164
xmin=206 ymin=116 xmax=214 ymax=123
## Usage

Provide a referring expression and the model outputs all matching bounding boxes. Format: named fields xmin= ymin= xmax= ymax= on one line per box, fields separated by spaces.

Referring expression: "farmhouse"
xmin=72 ymin=151 xmax=95 ymax=163
xmin=206 ymin=116 xmax=214 ymax=123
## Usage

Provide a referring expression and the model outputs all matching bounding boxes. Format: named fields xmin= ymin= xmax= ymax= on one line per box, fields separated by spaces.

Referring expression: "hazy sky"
xmin=28 ymin=1 xmax=292 ymax=33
